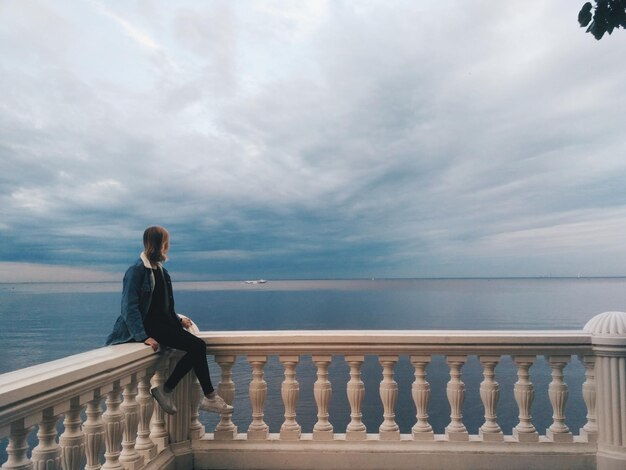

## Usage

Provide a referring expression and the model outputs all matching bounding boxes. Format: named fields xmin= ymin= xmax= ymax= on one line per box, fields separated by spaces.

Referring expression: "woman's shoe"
xmin=200 ymin=394 xmax=233 ymax=413
xmin=151 ymin=384 xmax=177 ymax=414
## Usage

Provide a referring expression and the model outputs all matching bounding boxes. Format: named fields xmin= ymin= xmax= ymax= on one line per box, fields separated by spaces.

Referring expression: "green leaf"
xmin=579 ymin=2 xmax=594 ymax=27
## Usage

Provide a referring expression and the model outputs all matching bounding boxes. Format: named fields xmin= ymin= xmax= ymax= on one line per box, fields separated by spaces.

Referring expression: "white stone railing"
xmin=1 ymin=311 xmax=625 ymax=470
xmin=0 ymin=344 xmax=181 ymax=470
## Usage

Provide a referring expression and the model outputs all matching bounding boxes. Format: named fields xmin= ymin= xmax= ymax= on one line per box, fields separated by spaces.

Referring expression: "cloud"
xmin=1 ymin=1 xmax=626 ymax=279
xmin=94 ymin=2 xmax=160 ymax=51
xmin=0 ymin=262 xmax=118 ymax=283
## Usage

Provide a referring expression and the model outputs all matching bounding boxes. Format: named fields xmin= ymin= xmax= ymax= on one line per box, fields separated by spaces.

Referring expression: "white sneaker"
xmin=200 ymin=394 xmax=233 ymax=413
xmin=151 ymin=384 xmax=177 ymax=415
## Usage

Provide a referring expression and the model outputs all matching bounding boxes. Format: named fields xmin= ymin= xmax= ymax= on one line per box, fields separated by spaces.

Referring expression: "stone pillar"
xmin=2 ymin=419 xmax=33 ymax=470
xmin=445 ymin=356 xmax=468 ymax=441
xmin=120 ymin=377 xmax=144 ymax=470
xmin=512 ymin=356 xmax=538 ymax=442
xmin=546 ymin=356 xmax=573 ymax=443
xmin=312 ymin=355 xmax=334 ymax=440
xmin=188 ymin=373 xmax=204 ymax=440
xmin=279 ymin=355 xmax=301 ymax=440
xmin=580 ymin=354 xmax=598 ymax=443
xmin=584 ymin=311 xmax=626 ymax=470
xmin=31 ymin=408 xmax=61 ymax=470
xmin=149 ymin=368 xmax=169 ymax=452
xmin=214 ymin=355 xmax=237 ymax=440
xmin=163 ymin=352 xmax=195 ymax=470
xmin=102 ymin=383 xmax=125 ymax=470
xmin=135 ymin=376 xmax=157 ymax=461
xmin=479 ymin=355 xmax=503 ymax=442
xmin=59 ymin=397 xmax=85 ymax=470
xmin=84 ymin=392 xmax=106 ymax=470
xmin=379 ymin=355 xmax=400 ymax=440
xmin=345 ymin=355 xmax=366 ymax=441
xmin=411 ymin=355 xmax=433 ymax=440
xmin=166 ymin=363 xmax=192 ymax=445
xmin=247 ymin=355 xmax=269 ymax=440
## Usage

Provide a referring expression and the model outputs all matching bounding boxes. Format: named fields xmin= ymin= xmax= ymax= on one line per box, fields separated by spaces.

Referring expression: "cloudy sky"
xmin=1 ymin=0 xmax=626 ymax=281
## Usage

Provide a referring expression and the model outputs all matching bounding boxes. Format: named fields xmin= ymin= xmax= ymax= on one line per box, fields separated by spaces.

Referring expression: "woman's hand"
xmin=144 ymin=337 xmax=159 ymax=352
xmin=180 ymin=317 xmax=193 ymax=329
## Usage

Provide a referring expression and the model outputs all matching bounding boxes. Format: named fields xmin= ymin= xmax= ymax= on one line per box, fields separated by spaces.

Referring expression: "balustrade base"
xmin=189 ymin=427 xmax=205 ymax=440
xmin=247 ymin=429 xmax=269 ymax=440
xmin=137 ymin=446 xmax=158 ymax=462
xmin=141 ymin=447 xmax=176 ymax=470
xmin=412 ymin=430 xmax=434 ymax=441
xmin=379 ymin=430 xmax=401 ymax=441
xmin=312 ymin=430 xmax=334 ymax=441
xmin=445 ymin=430 xmax=469 ymax=442
xmin=345 ymin=430 xmax=367 ymax=441
xmin=479 ymin=430 xmax=504 ymax=442
xmin=118 ymin=456 xmax=144 ymax=470
xmin=512 ymin=429 xmax=539 ymax=443
xmin=214 ymin=427 xmax=238 ymax=441
xmin=279 ymin=429 xmax=302 ymax=440
xmin=579 ymin=428 xmax=598 ymax=444
xmin=150 ymin=436 xmax=169 ymax=453
xmin=185 ymin=433 xmax=597 ymax=470
xmin=101 ymin=460 xmax=125 ymax=470
xmin=546 ymin=429 xmax=573 ymax=443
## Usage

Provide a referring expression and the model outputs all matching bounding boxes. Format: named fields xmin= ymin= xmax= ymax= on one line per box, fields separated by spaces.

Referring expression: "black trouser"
xmin=145 ymin=321 xmax=214 ymax=395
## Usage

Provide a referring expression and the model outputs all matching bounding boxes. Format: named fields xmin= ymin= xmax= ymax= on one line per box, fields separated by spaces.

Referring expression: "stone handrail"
xmin=1 ymin=312 xmax=625 ymax=470
xmin=196 ymin=328 xmax=592 ymax=354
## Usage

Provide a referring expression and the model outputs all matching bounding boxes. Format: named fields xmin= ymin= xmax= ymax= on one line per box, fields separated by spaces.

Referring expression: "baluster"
xmin=2 ymin=419 xmax=34 ymax=470
xmin=84 ymin=393 xmax=106 ymax=470
xmin=588 ymin=313 xmax=626 ymax=465
xmin=120 ymin=377 xmax=143 ymax=470
xmin=312 ymin=355 xmax=333 ymax=440
xmin=247 ymin=355 xmax=269 ymax=440
xmin=102 ymin=383 xmax=125 ymax=470
xmin=579 ymin=355 xmax=598 ymax=443
xmin=149 ymin=369 xmax=169 ymax=452
xmin=188 ymin=373 xmax=204 ymax=440
xmin=445 ymin=356 xmax=468 ymax=441
xmin=214 ymin=355 xmax=237 ymax=440
xmin=512 ymin=356 xmax=539 ymax=442
xmin=546 ymin=356 xmax=573 ymax=442
xmin=411 ymin=355 xmax=433 ymax=440
xmin=31 ymin=408 xmax=61 ymax=470
xmin=59 ymin=397 xmax=85 ymax=470
xmin=379 ymin=355 xmax=400 ymax=440
xmin=279 ymin=355 xmax=301 ymax=440
xmin=345 ymin=355 xmax=366 ymax=440
xmin=479 ymin=356 xmax=503 ymax=441
xmin=164 ymin=351 xmax=189 ymax=444
xmin=135 ymin=376 xmax=156 ymax=462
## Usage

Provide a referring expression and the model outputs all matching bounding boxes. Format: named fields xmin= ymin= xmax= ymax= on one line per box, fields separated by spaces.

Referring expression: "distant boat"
xmin=244 ymin=279 xmax=267 ymax=284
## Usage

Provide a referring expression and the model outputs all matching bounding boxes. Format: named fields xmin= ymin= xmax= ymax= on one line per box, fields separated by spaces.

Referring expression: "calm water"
xmin=3 ymin=277 xmax=623 ymax=372
xmin=1 ymin=277 xmax=625 ymax=460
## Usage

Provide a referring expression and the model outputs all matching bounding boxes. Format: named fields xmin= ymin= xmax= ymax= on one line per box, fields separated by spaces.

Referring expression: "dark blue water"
xmin=3 ymin=277 xmax=623 ymax=373
xmin=1 ymin=278 xmax=625 ymax=463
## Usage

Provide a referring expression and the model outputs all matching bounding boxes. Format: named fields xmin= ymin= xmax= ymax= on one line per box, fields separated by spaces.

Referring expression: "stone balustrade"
xmin=1 ymin=311 xmax=625 ymax=470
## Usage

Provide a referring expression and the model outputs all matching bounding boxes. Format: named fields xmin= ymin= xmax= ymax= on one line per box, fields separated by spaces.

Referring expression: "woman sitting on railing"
xmin=105 ymin=225 xmax=232 ymax=415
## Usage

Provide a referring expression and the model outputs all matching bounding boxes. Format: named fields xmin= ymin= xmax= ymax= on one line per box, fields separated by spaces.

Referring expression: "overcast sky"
xmin=1 ymin=1 xmax=626 ymax=281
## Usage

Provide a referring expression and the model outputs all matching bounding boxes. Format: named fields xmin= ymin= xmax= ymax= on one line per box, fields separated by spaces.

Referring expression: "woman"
xmin=106 ymin=226 xmax=232 ymax=415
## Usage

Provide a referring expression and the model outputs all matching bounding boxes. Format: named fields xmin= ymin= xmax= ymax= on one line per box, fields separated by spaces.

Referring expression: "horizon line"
xmin=2 ymin=275 xmax=626 ymax=285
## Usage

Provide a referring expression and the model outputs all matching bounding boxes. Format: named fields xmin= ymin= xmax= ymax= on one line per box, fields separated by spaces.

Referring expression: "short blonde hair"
xmin=143 ymin=226 xmax=169 ymax=263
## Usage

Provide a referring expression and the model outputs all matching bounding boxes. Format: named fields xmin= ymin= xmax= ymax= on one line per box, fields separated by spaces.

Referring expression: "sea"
xmin=1 ymin=277 xmax=625 ymax=461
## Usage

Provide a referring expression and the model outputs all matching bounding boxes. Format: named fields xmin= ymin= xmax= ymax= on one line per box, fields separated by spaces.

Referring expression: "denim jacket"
xmin=105 ymin=253 xmax=177 ymax=345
